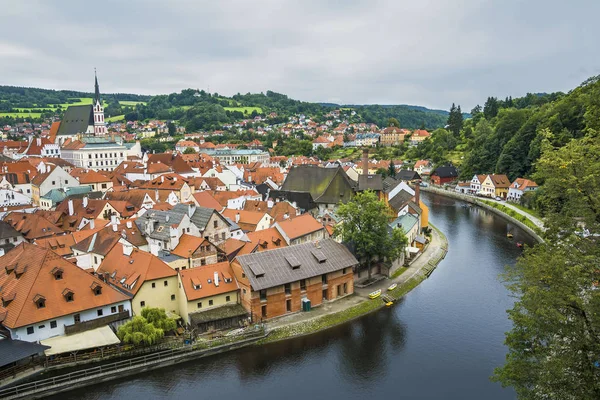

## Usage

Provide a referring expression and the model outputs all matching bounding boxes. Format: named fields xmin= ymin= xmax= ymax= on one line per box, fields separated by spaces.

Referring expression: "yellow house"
xmin=98 ymin=243 xmax=180 ymax=317
xmin=418 ymin=200 xmax=429 ymax=230
xmin=177 ymin=262 xmax=246 ymax=332
xmin=480 ymin=174 xmax=511 ymax=199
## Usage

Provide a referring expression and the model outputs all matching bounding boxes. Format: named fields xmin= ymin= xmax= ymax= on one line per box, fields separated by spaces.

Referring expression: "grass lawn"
xmin=0 ymin=112 xmax=42 ymax=118
xmin=330 ymin=147 xmax=360 ymax=160
xmin=390 ymin=267 xmax=409 ymax=279
xmin=447 ymin=150 xmax=465 ymax=166
xmin=119 ymin=101 xmax=146 ymax=107
xmin=224 ymin=106 xmax=263 ymax=114
xmin=509 ymin=202 xmax=541 ymax=218
xmin=106 ymin=115 xmax=125 ymax=122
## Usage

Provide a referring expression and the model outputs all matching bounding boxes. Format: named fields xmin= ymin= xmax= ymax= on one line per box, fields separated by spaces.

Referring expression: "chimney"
xmin=214 ymin=271 xmax=219 ymax=287
xmin=126 ymin=220 xmax=132 ymax=229
xmin=112 ymin=224 xmax=118 ymax=232
xmin=415 ymin=180 xmax=421 ymax=205
xmin=68 ymin=199 xmax=74 ymax=216
xmin=111 ymin=215 xmax=118 ymax=225
xmin=89 ymin=219 xmax=95 ymax=230
xmin=267 ymin=199 xmax=274 ymax=208
xmin=82 ymin=196 xmax=88 ymax=208
xmin=123 ymin=243 xmax=133 ymax=256
xmin=283 ymin=212 xmax=289 ymax=220
xmin=362 ymin=149 xmax=369 ymax=177
xmin=36 ymin=138 xmax=41 ymax=146
xmin=235 ymin=212 xmax=240 ymax=223
xmin=161 ymin=176 xmax=164 ymax=183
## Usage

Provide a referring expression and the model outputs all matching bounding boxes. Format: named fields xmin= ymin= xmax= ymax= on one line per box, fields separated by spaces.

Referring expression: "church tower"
xmin=93 ymin=70 xmax=107 ymax=136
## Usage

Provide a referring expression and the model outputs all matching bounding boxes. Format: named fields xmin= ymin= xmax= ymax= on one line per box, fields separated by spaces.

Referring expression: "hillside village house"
xmin=177 ymin=262 xmax=247 ymax=332
xmin=507 ymin=178 xmax=538 ymax=202
xmin=0 ymin=243 xmax=131 ymax=343
xmin=171 ymin=203 xmax=231 ymax=245
xmin=69 ymin=168 xmax=113 ymax=192
xmin=470 ymin=174 xmax=487 ymax=194
xmin=380 ymin=127 xmax=409 ymax=146
xmin=480 ymin=174 xmax=511 ymax=198
xmin=222 ymin=209 xmax=274 ymax=233
xmin=139 ymin=173 xmax=193 ymax=202
xmin=410 ymin=129 xmax=431 ymax=145
xmin=232 ymin=239 xmax=358 ymax=321
xmin=97 ymin=244 xmax=179 ymax=317
xmin=170 ymin=234 xmax=224 ymax=270
xmin=430 ymin=166 xmax=458 ymax=186
xmin=413 ymin=160 xmax=432 ymax=176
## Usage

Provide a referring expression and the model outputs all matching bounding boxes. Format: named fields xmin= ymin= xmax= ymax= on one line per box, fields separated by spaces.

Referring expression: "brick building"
xmin=232 ymin=239 xmax=358 ymax=321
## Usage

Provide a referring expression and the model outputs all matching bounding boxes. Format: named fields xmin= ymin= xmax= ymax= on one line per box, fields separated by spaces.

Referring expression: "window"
xmin=94 ymin=256 xmax=98 ymax=264
xmin=213 ymin=220 xmax=218 ymax=228
xmin=101 ymin=184 xmax=107 ymax=189
xmin=343 ymin=268 xmax=348 ymax=274
xmin=111 ymin=306 xmax=117 ymax=313
xmin=286 ymin=299 xmax=292 ymax=312
xmin=200 ymin=258 xmax=206 ymax=266
xmin=97 ymin=309 xmax=103 ymax=316
xmin=226 ymin=295 xmax=230 ymax=302
xmin=27 ymin=327 xmax=34 ymax=335
xmin=74 ymin=314 xmax=81 ymax=323
xmin=51 ymin=180 xmax=56 ymax=185
xmin=171 ymin=294 xmax=175 ymax=301
xmin=300 ymin=279 xmax=306 ymax=291
xmin=93 ymin=286 xmax=102 ymax=295
xmin=322 ymin=274 xmax=328 ymax=284
xmin=197 ymin=302 xmax=202 ymax=309
xmin=343 ymin=283 xmax=348 ymax=294
xmin=261 ymin=305 xmax=267 ymax=318
xmin=152 ymin=282 xmax=156 ymax=288
xmin=65 ymin=293 xmax=74 ymax=302
xmin=208 ymin=300 xmax=213 ymax=306
xmin=140 ymin=301 xmax=146 ymax=307
xmin=285 ymin=283 xmax=291 ymax=295
xmin=50 ymin=320 xmax=57 ymax=329
xmin=65 ymin=180 xmax=68 ymax=184
xmin=164 ymin=280 xmax=168 ymax=287
xmin=260 ymin=290 xmax=267 ymax=301
xmin=221 ymin=232 xmax=226 ymax=240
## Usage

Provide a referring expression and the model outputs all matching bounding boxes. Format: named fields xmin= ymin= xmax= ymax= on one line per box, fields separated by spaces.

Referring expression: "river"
xmin=53 ymin=192 xmax=535 ymax=400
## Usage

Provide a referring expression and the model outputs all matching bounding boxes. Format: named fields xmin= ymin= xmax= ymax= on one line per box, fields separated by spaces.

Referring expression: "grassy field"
xmin=224 ymin=106 xmax=262 ymax=114
xmin=1 ymin=98 xmax=144 ymax=119
xmin=119 ymin=100 xmax=147 ymax=106
xmin=106 ymin=115 xmax=125 ymax=122
xmin=508 ymin=202 xmax=541 ymax=218
xmin=0 ymin=112 xmax=42 ymax=118
xmin=330 ymin=147 xmax=360 ymax=160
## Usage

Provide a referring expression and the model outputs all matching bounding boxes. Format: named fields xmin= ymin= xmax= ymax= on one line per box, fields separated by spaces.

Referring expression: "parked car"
xmin=495 ymin=196 xmax=503 ymax=201
xmin=419 ymin=182 xmax=428 ymax=187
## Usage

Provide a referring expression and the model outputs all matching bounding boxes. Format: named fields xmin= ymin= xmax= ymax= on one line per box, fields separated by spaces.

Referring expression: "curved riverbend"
xmin=53 ymin=192 xmax=534 ymax=400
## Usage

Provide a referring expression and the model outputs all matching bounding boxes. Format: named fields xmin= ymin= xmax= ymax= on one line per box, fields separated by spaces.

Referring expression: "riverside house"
xmin=232 ymin=239 xmax=358 ymax=321
xmin=480 ymin=174 xmax=511 ymax=199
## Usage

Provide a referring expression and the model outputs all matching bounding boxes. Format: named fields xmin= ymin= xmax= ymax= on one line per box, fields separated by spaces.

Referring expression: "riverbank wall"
xmin=420 ymin=186 xmax=544 ymax=243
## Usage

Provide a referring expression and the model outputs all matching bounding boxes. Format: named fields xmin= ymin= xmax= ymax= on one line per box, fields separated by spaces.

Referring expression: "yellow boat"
xmin=507 ymin=232 xmax=514 ymax=238
xmin=388 ymin=283 xmax=397 ymax=291
xmin=386 ymin=301 xmax=394 ymax=307
xmin=369 ymin=289 xmax=382 ymax=299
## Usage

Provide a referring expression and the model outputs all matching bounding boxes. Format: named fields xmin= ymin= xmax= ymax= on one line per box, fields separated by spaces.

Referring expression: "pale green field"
xmin=0 ymin=112 xmax=42 ymax=118
xmin=106 ymin=115 xmax=125 ymax=122
xmin=224 ymin=106 xmax=262 ymax=114
xmin=119 ymin=100 xmax=147 ymax=106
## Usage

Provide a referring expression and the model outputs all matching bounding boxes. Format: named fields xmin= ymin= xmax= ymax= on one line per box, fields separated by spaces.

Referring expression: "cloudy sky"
xmin=1 ymin=0 xmax=599 ymax=109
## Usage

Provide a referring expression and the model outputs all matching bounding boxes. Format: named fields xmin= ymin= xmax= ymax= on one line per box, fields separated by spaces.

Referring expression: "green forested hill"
xmin=459 ymin=77 xmax=599 ymax=180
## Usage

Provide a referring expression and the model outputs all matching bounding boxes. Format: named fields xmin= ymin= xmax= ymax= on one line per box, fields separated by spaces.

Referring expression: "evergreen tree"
xmin=447 ymin=103 xmax=464 ymax=138
xmin=483 ymin=96 xmax=500 ymax=119
xmin=388 ymin=159 xmax=396 ymax=178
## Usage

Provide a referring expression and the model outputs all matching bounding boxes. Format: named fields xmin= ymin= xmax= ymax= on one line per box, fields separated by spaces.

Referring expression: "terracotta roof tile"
xmin=179 ymin=262 xmax=238 ymax=301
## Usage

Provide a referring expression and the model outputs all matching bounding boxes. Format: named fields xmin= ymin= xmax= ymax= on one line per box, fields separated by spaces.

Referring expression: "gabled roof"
xmin=395 ymin=170 xmax=421 ymax=181
xmin=274 ymin=213 xmax=324 ymax=240
xmin=488 ymin=174 xmax=511 ymax=188
xmin=171 ymin=203 xmax=225 ymax=231
xmin=70 ymin=168 xmax=111 ymax=184
xmin=147 ymin=153 xmax=194 ymax=175
xmin=511 ymin=178 xmax=538 ymax=191
xmin=222 ymin=209 xmax=272 ymax=232
xmin=0 ymin=220 xmax=21 ymax=240
xmin=0 ymin=243 xmax=129 ymax=329
xmin=388 ymin=189 xmax=415 ymax=213
xmin=280 ymin=165 xmax=356 ymax=204
xmin=237 ymin=227 xmax=287 ymax=256
xmin=56 ymin=105 xmax=93 ymax=136
xmin=389 ymin=213 xmax=419 ymax=234
xmin=357 ymin=174 xmax=383 ymax=191
xmin=235 ymin=239 xmax=358 ymax=291
xmin=3 ymin=212 xmax=64 ymax=240
xmin=97 ymin=245 xmax=177 ymax=296
xmin=180 ymin=262 xmax=238 ymax=301
xmin=72 ymin=229 xmax=122 ymax=256
xmin=431 ymin=166 xmax=458 ymax=179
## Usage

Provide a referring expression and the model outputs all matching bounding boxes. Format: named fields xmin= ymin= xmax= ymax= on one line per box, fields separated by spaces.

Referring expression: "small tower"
xmin=93 ymin=69 xmax=107 ymax=136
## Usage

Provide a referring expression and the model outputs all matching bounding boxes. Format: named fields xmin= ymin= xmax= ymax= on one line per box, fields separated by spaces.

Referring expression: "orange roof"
xmin=179 ymin=262 xmax=238 ymax=301
xmin=70 ymin=168 xmax=112 ymax=184
xmin=275 ymin=213 xmax=324 ymax=240
xmin=191 ymin=191 xmax=222 ymax=210
xmin=0 ymin=243 xmax=129 ymax=329
xmin=97 ymin=245 xmax=176 ymax=295
xmin=171 ymin=234 xmax=206 ymax=258
xmin=412 ymin=129 xmax=430 ymax=138
xmin=489 ymin=174 xmax=511 ymax=188
xmin=237 ymin=227 xmax=287 ymax=256
xmin=222 ymin=209 xmax=272 ymax=232
xmin=140 ymin=173 xmax=188 ymax=191
xmin=511 ymin=178 xmax=538 ymax=191
xmin=414 ymin=160 xmax=430 ymax=168
xmin=222 ymin=238 xmax=247 ymax=257
xmin=34 ymin=234 xmax=77 ymax=257
xmin=3 ymin=212 xmax=64 ymax=240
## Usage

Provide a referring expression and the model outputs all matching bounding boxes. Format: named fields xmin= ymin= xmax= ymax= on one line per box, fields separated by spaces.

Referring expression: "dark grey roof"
xmin=280 ymin=166 xmax=356 ymax=204
xmin=388 ymin=189 xmax=414 ymax=212
xmin=171 ymin=204 xmax=227 ymax=231
xmin=0 ymin=220 xmax=21 ymax=240
xmin=57 ymin=105 xmax=93 ymax=136
xmin=136 ymin=209 xmax=187 ymax=241
xmin=382 ymin=177 xmax=401 ymax=193
xmin=269 ymin=190 xmax=316 ymax=212
xmin=236 ymin=239 xmax=358 ymax=291
xmin=396 ymin=170 xmax=421 ymax=181
xmin=357 ymin=174 xmax=383 ymax=191
xmin=189 ymin=304 xmax=247 ymax=324
xmin=0 ymin=339 xmax=49 ymax=368
xmin=431 ymin=166 xmax=458 ymax=179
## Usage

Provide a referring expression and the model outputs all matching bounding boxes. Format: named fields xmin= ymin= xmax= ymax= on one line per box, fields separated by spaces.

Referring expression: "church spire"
xmin=94 ymin=68 xmax=100 ymax=104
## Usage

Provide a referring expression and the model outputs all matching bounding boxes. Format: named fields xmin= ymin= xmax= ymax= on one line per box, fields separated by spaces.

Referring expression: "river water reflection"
xmin=55 ymin=192 xmax=534 ymax=400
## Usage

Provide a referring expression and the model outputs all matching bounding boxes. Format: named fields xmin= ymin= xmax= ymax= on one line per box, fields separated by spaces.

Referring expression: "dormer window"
xmin=51 ymin=267 xmax=63 ymax=280
xmin=33 ymin=294 xmax=46 ymax=309
xmin=91 ymin=282 xmax=102 ymax=296
xmin=62 ymin=288 xmax=74 ymax=302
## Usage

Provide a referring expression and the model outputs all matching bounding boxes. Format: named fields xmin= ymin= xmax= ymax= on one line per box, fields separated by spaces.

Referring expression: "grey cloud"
xmin=0 ymin=0 xmax=598 ymax=109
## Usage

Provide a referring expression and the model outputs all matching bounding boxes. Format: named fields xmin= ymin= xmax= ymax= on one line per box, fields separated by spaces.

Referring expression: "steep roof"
xmin=0 ymin=220 xmax=21 ymax=240
xmin=431 ymin=166 xmax=458 ymax=179
xmin=357 ymin=174 xmax=383 ymax=191
xmin=396 ymin=170 xmax=421 ymax=181
xmin=235 ymin=239 xmax=358 ymax=291
xmin=3 ymin=212 xmax=64 ymax=240
xmin=97 ymin=245 xmax=177 ymax=296
xmin=511 ymin=178 xmax=538 ymax=191
xmin=489 ymin=174 xmax=511 ymax=188
xmin=72 ymin=229 xmax=122 ymax=256
xmin=222 ymin=209 xmax=272 ymax=232
xmin=237 ymin=227 xmax=287 ymax=256
xmin=56 ymin=105 xmax=93 ymax=136
xmin=70 ymin=168 xmax=111 ymax=184
xmin=280 ymin=165 xmax=356 ymax=204
xmin=179 ymin=262 xmax=238 ymax=301
xmin=192 ymin=191 xmax=223 ymax=210
xmin=0 ymin=243 xmax=129 ymax=329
